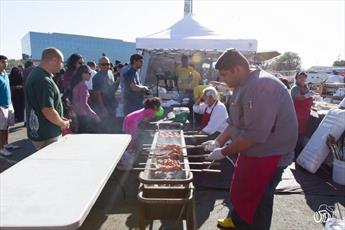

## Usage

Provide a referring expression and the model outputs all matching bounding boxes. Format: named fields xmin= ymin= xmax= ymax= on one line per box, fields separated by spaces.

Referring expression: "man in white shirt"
xmin=193 ymin=86 xmax=228 ymax=138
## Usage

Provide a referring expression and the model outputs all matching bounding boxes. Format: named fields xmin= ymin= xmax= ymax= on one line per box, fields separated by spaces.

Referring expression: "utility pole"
xmin=184 ymin=0 xmax=193 ymax=16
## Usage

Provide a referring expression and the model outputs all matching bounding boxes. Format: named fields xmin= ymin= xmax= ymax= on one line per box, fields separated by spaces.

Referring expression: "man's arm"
xmin=130 ymin=82 xmax=148 ymax=92
xmin=220 ymin=136 xmax=256 ymax=156
xmin=93 ymin=90 xmax=108 ymax=115
xmin=41 ymin=107 xmax=70 ymax=129
xmin=215 ymin=124 xmax=231 ymax=146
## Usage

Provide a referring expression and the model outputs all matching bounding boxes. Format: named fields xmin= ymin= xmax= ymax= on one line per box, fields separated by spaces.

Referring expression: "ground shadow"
xmin=292 ymin=163 xmax=345 ymax=224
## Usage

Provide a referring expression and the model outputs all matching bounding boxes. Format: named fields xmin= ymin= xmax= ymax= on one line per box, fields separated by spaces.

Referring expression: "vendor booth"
xmin=136 ymin=14 xmax=258 ymax=87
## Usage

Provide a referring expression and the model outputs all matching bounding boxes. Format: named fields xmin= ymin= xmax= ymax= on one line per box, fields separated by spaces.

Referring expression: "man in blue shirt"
xmin=0 ymin=55 xmax=15 ymax=156
xmin=92 ymin=56 xmax=119 ymax=133
xmin=123 ymin=54 xmax=149 ymax=115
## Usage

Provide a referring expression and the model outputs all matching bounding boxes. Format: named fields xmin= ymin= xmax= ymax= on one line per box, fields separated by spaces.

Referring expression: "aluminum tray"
xmin=139 ymin=130 xmax=193 ymax=184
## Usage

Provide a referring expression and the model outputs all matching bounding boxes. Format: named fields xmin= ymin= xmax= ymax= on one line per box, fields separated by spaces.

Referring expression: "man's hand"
xmin=206 ymin=148 xmax=225 ymax=160
xmin=201 ymin=140 xmax=220 ymax=151
xmin=60 ymin=118 xmax=71 ymax=130
xmin=142 ymin=86 xmax=150 ymax=94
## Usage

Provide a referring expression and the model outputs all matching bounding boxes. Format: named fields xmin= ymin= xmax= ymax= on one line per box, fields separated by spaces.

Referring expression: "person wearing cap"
xmin=193 ymin=86 xmax=228 ymax=139
xmin=202 ymin=49 xmax=298 ymax=229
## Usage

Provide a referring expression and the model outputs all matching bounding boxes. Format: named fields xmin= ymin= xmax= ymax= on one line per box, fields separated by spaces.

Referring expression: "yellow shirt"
xmin=176 ymin=66 xmax=201 ymax=91
xmin=193 ymin=85 xmax=221 ymax=100
xmin=193 ymin=85 xmax=209 ymax=100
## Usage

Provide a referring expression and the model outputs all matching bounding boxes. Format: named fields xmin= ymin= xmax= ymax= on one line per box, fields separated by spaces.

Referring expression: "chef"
xmin=192 ymin=86 xmax=228 ymax=139
xmin=202 ymin=49 xmax=298 ymax=230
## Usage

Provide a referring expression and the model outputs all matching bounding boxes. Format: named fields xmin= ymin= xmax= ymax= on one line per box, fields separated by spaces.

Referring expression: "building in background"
xmin=21 ymin=32 xmax=135 ymax=63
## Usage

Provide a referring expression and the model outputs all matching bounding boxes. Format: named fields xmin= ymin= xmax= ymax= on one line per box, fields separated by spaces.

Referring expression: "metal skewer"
xmin=137 ymin=161 xmax=219 ymax=166
xmin=142 ymin=145 xmax=203 ymax=151
xmin=132 ymin=168 xmax=221 ymax=173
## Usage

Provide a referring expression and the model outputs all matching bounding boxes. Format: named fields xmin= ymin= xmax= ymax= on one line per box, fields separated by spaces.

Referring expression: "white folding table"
xmin=0 ymin=134 xmax=131 ymax=230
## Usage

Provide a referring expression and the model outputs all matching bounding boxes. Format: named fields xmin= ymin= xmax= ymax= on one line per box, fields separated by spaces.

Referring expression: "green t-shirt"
xmin=25 ymin=67 xmax=63 ymax=141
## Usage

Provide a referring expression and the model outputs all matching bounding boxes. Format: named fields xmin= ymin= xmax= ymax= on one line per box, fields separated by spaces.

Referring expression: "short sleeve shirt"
xmin=92 ymin=70 xmax=117 ymax=112
xmin=123 ymin=67 xmax=144 ymax=105
xmin=25 ymin=67 xmax=63 ymax=141
xmin=0 ymin=71 xmax=12 ymax=107
xmin=227 ymin=69 xmax=298 ymax=166
xmin=176 ymin=66 xmax=201 ymax=90
xmin=290 ymin=84 xmax=309 ymax=100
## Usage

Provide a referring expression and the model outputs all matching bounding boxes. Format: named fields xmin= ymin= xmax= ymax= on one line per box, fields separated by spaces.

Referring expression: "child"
xmin=118 ymin=97 xmax=162 ymax=170
xmin=123 ymin=97 xmax=162 ymax=150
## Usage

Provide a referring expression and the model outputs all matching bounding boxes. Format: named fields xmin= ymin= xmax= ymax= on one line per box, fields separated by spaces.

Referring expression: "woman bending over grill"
xmin=118 ymin=97 xmax=163 ymax=170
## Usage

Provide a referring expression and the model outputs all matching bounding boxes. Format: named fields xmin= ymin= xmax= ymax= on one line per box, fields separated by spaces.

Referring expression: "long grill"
xmin=138 ymin=129 xmax=196 ymax=230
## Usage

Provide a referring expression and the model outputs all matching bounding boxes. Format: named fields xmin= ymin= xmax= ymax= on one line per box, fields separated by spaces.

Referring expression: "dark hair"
xmin=295 ymin=71 xmax=307 ymax=80
xmin=9 ymin=67 xmax=23 ymax=80
xmin=70 ymin=65 xmax=90 ymax=97
xmin=0 ymin=55 xmax=8 ymax=61
xmin=87 ymin=61 xmax=96 ymax=68
xmin=144 ymin=97 xmax=161 ymax=109
xmin=66 ymin=53 xmax=83 ymax=71
xmin=115 ymin=60 xmax=121 ymax=65
xmin=215 ymin=49 xmax=250 ymax=71
xmin=24 ymin=60 xmax=34 ymax=68
xmin=130 ymin=54 xmax=143 ymax=65
xmin=278 ymin=77 xmax=290 ymax=89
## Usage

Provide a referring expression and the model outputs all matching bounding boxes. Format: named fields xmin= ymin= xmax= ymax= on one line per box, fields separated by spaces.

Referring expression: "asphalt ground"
xmin=2 ymin=122 xmax=345 ymax=230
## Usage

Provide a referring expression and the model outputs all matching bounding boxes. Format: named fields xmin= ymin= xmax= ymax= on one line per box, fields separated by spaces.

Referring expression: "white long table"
xmin=0 ymin=134 xmax=131 ymax=230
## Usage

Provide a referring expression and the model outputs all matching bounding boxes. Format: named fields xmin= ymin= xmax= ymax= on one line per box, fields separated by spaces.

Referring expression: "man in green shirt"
xmin=25 ymin=47 xmax=70 ymax=150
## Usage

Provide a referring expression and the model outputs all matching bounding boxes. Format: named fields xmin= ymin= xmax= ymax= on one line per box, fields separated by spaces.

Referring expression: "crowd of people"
xmin=0 ymin=47 xmax=324 ymax=229
xmin=0 ymin=48 xmax=152 ymax=155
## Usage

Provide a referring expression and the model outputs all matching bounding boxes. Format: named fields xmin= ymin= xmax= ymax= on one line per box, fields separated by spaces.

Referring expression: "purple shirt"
xmin=72 ymin=80 xmax=98 ymax=119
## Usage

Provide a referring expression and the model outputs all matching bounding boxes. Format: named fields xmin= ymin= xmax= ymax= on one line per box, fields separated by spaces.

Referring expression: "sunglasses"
xmin=100 ymin=63 xmax=110 ymax=66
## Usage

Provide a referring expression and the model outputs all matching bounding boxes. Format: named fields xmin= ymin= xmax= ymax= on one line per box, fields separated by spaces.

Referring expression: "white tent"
xmin=136 ymin=14 xmax=257 ymax=52
xmin=136 ymin=14 xmax=258 ymax=85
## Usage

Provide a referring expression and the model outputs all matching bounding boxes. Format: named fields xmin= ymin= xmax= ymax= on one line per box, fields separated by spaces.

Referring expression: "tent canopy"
xmin=136 ymin=14 xmax=257 ymax=52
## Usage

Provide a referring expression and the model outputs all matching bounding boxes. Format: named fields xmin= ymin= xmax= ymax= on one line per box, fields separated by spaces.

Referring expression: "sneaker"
xmin=4 ymin=144 xmax=19 ymax=150
xmin=217 ymin=218 xmax=236 ymax=229
xmin=0 ymin=148 xmax=13 ymax=157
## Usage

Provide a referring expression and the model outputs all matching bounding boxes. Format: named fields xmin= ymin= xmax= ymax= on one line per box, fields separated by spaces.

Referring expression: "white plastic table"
xmin=0 ymin=134 xmax=131 ymax=230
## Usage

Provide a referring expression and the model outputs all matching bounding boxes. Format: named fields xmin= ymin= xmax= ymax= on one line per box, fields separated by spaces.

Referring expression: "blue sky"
xmin=0 ymin=0 xmax=344 ymax=68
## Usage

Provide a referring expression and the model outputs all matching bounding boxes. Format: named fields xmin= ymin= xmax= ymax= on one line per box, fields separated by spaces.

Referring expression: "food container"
xmin=173 ymin=107 xmax=190 ymax=122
